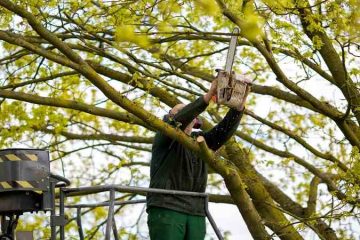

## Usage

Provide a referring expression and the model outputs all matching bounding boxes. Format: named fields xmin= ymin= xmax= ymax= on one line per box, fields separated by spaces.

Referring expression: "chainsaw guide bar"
xmin=224 ymin=27 xmax=240 ymax=74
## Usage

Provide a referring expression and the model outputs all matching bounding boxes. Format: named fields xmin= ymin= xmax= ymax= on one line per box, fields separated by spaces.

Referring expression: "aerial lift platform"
xmin=0 ymin=149 xmax=223 ymax=240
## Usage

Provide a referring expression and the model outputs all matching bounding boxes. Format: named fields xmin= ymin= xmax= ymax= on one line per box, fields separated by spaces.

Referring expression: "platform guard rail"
xmin=53 ymin=185 xmax=224 ymax=240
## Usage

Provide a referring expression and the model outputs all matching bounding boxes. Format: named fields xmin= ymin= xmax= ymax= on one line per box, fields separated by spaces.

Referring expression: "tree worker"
xmin=147 ymin=77 xmax=251 ymax=240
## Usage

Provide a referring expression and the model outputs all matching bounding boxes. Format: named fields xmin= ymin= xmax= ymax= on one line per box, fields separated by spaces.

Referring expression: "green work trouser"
xmin=147 ymin=207 xmax=206 ymax=240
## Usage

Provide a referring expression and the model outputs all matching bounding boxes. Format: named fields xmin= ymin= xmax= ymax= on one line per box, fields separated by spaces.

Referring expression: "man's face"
xmin=170 ymin=104 xmax=196 ymax=134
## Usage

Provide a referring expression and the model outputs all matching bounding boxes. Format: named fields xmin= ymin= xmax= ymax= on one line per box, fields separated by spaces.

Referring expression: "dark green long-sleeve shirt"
xmin=147 ymin=97 xmax=243 ymax=216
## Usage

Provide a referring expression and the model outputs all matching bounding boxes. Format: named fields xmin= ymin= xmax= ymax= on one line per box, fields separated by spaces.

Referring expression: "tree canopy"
xmin=0 ymin=0 xmax=360 ymax=239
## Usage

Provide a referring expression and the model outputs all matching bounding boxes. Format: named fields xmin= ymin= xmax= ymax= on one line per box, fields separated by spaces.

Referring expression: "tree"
xmin=0 ymin=0 xmax=359 ymax=239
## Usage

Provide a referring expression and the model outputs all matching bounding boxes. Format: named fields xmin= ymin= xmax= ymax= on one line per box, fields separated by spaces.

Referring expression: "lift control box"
xmin=0 ymin=149 xmax=50 ymax=214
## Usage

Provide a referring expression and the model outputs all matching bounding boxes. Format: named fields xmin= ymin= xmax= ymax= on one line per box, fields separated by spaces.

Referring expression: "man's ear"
xmin=163 ymin=114 xmax=170 ymax=121
xmin=164 ymin=110 xmax=174 ymax=121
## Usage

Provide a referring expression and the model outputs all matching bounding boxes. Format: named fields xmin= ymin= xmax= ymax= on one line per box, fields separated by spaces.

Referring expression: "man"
xmin=147 ymin=78 xmax=250 ymax=240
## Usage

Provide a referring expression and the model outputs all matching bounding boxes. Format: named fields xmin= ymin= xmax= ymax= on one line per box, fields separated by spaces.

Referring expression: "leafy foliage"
xmin=0 ymin=0 xmax=359 ymax=239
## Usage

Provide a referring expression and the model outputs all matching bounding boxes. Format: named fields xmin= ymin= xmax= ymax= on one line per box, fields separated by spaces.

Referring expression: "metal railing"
xmin=51 ymin=185 xmax=224 ymax=240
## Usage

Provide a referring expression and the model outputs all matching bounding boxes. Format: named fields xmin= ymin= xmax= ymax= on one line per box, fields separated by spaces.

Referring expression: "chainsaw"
xmin=215 ymin=27 xmax=251 ymax=111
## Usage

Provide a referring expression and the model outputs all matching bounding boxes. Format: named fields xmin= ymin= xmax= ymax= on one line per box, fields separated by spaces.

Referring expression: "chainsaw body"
xmin=216 ymin=69 xmax=251 ymax=111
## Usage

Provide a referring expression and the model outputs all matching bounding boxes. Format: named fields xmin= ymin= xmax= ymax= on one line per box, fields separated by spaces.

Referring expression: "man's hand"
xmin=239 ymin=84 xmax=251 ymax=111
xmin=203 ymin=78 xmax=217 ymax=104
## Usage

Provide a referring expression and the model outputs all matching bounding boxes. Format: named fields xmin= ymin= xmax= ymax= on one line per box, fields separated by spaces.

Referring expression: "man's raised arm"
xmin=203 ymin=85 xmax=251 ymax=151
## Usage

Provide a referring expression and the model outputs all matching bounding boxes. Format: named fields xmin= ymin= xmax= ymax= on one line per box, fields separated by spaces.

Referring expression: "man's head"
xmin=169 ymin=104 xmax=201 ymax=134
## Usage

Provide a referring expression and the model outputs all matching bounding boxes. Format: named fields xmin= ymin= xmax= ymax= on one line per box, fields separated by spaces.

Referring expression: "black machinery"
xmin=0 ymin=149 xmax=70 ymax=240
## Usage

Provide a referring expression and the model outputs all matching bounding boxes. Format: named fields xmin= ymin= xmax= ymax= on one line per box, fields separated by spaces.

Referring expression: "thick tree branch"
xmin=304 ymin=177 xmax=321 ymax=218
xmin=0 ymin=89 xmax=148 ymax=127
xmin=197 ymin=136 xmax=271 ymax=240
xmin=0 ymin=30 xmax=79 ymax=70
xmin=88 ymin=61 xmax=180 ymax=107
xmin=224 ymin=138 xmax=304 ymax=240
